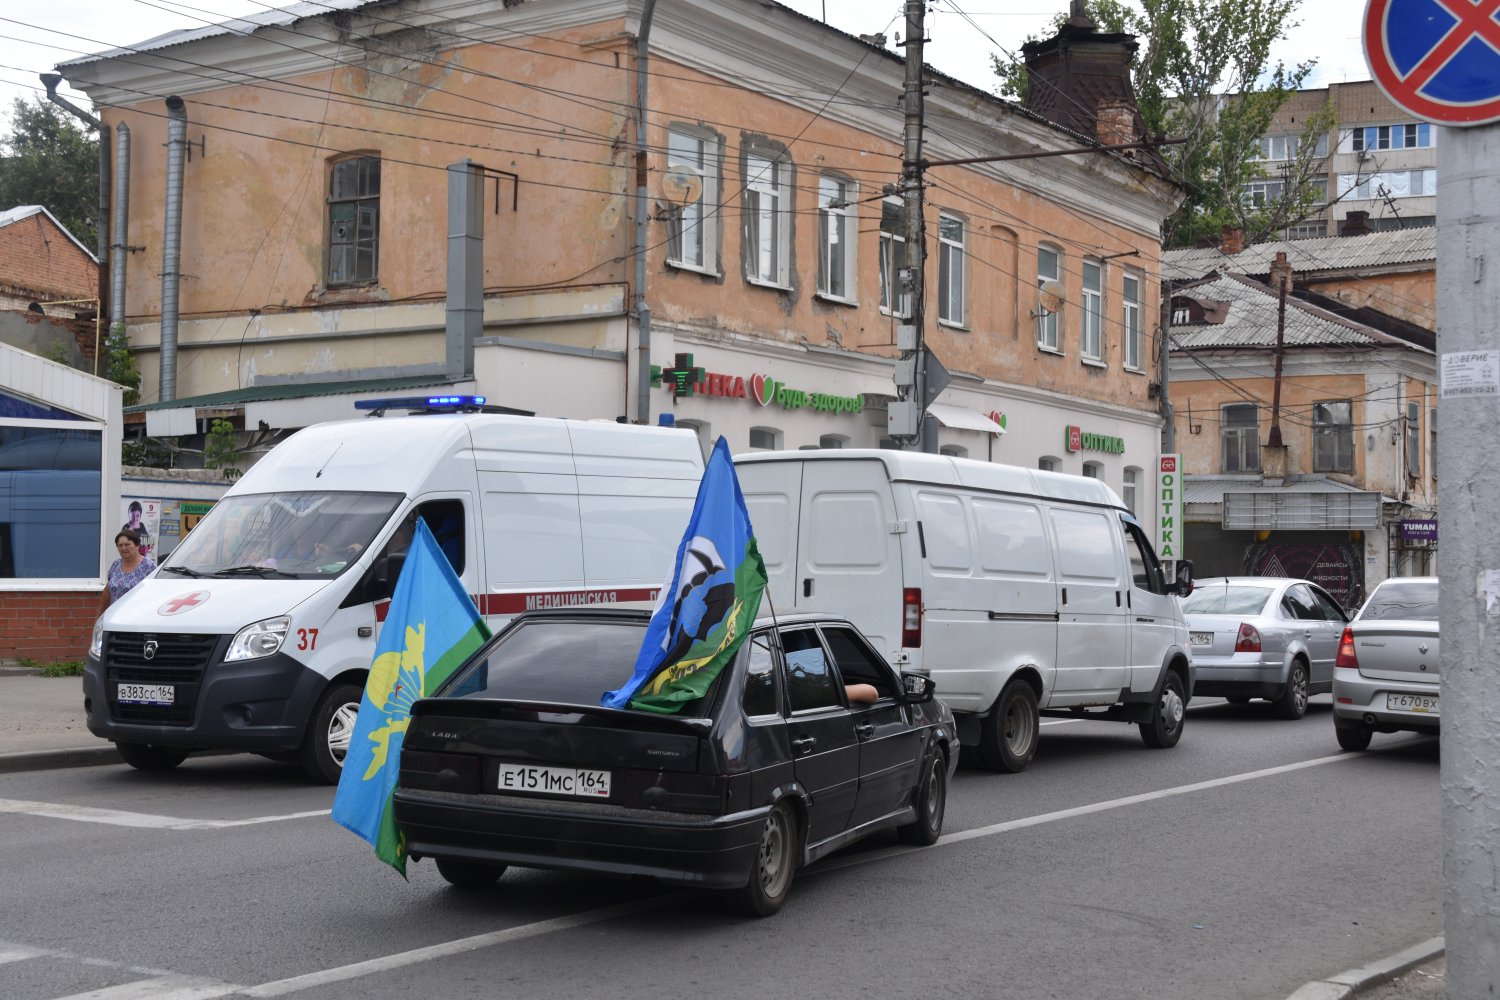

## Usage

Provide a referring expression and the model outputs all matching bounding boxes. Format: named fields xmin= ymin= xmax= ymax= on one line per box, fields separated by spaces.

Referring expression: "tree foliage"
xmin=0 ymin=97 xmax=101 ymax=250
xmin=995 ymin=0 xmax=1332 ymax=247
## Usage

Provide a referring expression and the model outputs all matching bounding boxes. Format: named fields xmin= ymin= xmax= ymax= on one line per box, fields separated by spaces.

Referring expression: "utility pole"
xmin=890 ymin=0 xmax=937 ymax=453
xmin=1267 ymin=252 xmax=1289 ymax=450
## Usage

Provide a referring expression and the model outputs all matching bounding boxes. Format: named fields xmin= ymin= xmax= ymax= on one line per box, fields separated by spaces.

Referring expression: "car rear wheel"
xmin=300 ymin=681 xmax=363 ymax=785
xmin=1276 ymin=661 xmax=1309 ymax=720
xmin=1140 ymin=671 xmax=1186 ymax=749
xmin=435 ymin=857 xmax=506 ymax=888
xmin=725 ymin=801 xmax=797 ymax=917
xmin=898 ymin=747 xmax=948 ymax=846
xmin=1336 ymin=722 xmax=1373 ymax=752
xmin=975 ymin=679 xmax=1039 ymax=772
xmin=115 ymin=742 xmax=189 ymax=771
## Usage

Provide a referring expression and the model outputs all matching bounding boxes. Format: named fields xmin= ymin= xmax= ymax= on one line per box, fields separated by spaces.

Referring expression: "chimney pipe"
xmin=160 ymin=95 xmax=187 ymax=403
xmin=445 ymin=159 xmax=484 ymax=380
xmin=110 ymin=124 xmax=130 ymax=339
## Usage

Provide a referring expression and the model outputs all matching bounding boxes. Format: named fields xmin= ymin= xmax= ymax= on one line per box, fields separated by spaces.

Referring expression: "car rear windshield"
xmin=1182 ymin=585 xmax=1274 ymax=616
xmin=1360 ymin=580 xmax=1439 ymax=622
xmin=438 ymin=619 xmax=721 ymax=716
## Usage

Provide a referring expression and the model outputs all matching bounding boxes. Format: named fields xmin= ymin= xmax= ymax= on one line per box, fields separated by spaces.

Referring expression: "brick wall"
xmin=0 ymin=591 xmax=99 ymax=663
xmin=0 ymin=213 xmax=98 ymax=302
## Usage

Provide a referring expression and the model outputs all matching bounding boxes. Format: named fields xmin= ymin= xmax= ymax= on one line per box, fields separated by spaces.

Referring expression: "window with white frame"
xmin=749 ymin=427 xmax=782 ymax=450
xmin=1241 ymin=178 xmax=1285 ymax=208
xmin=938 ymin=213 xmax=966 ymax=326
xmin=666 ymin=127 xmax=719 ymax=272
xmin=1081 ymin=260 xmax=1103 ymax=361
xmin=1338 ymin=169 xmax=1437 ymax=201
xmin=1254 ymin=133 xmax=1329 ymax=161
xmin=1313 ymin=400 xmax=1354 ymax=473
xmin=1222 ymin=403 xmax=1260 ymax=473
xmin=879 ymin=198 xmax=910 ymax=318
xmin=1122 ymin=272 xmax=1142 ymax=370
xmin=1351 ymin=122 xmax=1433 ymax=152
xmin=743 ymin=150 xmax=791 ymax=287
xmin=817 ymin=175 xmax=856 ymax=301
xmin=1123 ymin=467 xmax=1140 ymax=514
xmin=1037 ymin=244 xmax=1062 ymax=350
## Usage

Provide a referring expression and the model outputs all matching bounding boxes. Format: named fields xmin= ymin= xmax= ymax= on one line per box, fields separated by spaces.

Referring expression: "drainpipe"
xmin=40 ymin=74 xmax=110 ymax=323
xmin=633 ymin=0 xmax=658 ymax=425
xmin=160 ymin=96 xmax=188 ymax=402
xmin=109 ymin=124 xmax=130 ymax=337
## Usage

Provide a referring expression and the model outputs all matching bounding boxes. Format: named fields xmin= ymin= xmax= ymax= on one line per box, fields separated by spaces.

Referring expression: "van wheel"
xmin=1140 ymin=671 xmax=1186 ymax=749
xmin=300 ymin=681 xmax=363 ymax=785
xmin=435 ymin=857 xmax=506 ymax=888
xmin=724 ymin=801 xmax=797 ymax=917
xmin=115 ymin=742 xmax=189 ymax=771
xmin=976 ymin=680 xmax=1039 ymax=773
xmin=897 ymin=747 xmax=948 ymax=846
xmin=1275 ymin=660 xmax=1310 ymax=720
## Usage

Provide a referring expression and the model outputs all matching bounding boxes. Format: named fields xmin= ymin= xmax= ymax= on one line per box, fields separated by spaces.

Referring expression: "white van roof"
xmin=735 ymin=448 xmax=1127 ymax=510
xmin=227 ymin=414 xmax=704 ymax=497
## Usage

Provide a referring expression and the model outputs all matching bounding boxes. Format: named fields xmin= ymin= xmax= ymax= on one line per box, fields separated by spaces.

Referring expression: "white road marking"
xmin=0 ymin=941 xmax=56 ymax=964
xmin=49 ymin=975 xmax=242 ymax=1000
xmin=0 ymin=800 xmax=328 ymax=830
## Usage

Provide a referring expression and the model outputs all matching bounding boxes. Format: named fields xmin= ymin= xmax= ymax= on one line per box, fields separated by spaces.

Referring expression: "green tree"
xmin=996 ymin=0 xmax=1332 ymax=247
xmin=0 ymin=97 xmax=100 ymax=249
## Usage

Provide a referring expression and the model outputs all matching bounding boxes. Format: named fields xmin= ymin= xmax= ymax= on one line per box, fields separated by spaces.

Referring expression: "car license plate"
xmin=497 ymin=763 xmax=610 ymax=798
xmin=1387 ymin=692 xmax=1439 ymax=714
xmin=117 ymin=683 xmax=174 ymax=706
xmin=1190 ymin=631 xmax=1213 ymax=647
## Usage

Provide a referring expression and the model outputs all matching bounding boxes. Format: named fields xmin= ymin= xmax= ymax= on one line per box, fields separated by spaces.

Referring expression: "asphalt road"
xmin=1 ymin=696 xmax=1440 ymax=1000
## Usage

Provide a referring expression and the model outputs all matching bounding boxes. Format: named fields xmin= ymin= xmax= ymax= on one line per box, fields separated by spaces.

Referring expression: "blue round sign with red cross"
xmin=1364 ymin=0 xmax=1500 ymax=125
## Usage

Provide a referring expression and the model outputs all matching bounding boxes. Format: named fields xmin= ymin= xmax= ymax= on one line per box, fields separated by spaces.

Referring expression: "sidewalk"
xmin=0 ymin=669 xmax=1450 ymax=997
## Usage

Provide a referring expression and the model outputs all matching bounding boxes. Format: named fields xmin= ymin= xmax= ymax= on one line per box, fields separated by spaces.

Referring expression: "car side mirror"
xmin=901 ymin=672 xmax=935 ymax=704
xmin=1169 ymin=560 xmax=1195 ymax=597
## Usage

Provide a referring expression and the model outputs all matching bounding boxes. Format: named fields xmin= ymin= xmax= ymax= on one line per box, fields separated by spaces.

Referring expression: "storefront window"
xmin=0 ymin=426 xmax=102 ymax=578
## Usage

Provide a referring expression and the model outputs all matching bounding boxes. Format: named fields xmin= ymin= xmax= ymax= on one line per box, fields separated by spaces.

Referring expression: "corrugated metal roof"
xmin=125 ymin=374 xmax=460 ymax=412
xmin=1163 ymin=227 xmax=1436 ymax=282
xmin=1185 ymin=475 xmax=1395 ymax=505
xmin=1169 ymin=273 xmax=1419 ymax=351
xmin=58 ymin=0 xmax=379 ymax=66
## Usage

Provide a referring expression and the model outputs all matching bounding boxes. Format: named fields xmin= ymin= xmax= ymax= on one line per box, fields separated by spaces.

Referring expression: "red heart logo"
xmin=749 ymin=373 xmax=773 ymax=407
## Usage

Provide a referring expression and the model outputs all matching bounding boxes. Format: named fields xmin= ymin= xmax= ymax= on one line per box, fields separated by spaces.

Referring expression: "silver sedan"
xmin=1331 ymin=576 xmax=1439 ymax=751
xmin=1182 ymin=577 xmax=1349 ymax=719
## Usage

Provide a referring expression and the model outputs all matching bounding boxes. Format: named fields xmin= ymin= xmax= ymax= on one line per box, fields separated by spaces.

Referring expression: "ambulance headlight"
xmin=226 ymin=616 xmax=291 ymax=662
xmin=89 ymin=622 xmax=104 ymax=659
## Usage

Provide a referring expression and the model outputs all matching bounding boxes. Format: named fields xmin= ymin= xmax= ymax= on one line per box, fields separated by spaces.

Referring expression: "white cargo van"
xmin=735 ymin=450 xmax=1195 ymax=771
xmin=84 ymin=403 xmax=704 ymax=782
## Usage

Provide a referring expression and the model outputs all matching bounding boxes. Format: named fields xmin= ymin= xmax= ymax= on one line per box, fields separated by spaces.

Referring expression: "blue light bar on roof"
xmin=354 ymin=394 xmax=488 ymax=412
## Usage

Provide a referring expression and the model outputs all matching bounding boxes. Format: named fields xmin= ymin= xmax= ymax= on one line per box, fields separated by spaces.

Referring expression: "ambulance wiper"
xmin=214 ymin=565 xmax=300 ymax=579
xmin=161 ymin=565 xmax=205 ymax=577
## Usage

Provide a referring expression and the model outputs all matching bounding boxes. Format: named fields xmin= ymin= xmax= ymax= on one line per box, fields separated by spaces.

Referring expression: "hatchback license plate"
xmin=117 ymin=683 xmax=174 ymax=706
xmin=498 ymin=763 xmax=610 ymax=798
xmin=1387 ymin=692 xmax=1439 ymax=714
xmin=1190 ymin=631 xmax=1213 ymax=647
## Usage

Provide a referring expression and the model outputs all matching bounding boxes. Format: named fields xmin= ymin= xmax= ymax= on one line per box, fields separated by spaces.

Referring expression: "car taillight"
xmin=1336 ymin=626 xmax=1358 ymax=669
xmin=1234 ymin=623 xmax=1262 ymax=653
xmin=902 ymin=588 xmax=922 ymax=647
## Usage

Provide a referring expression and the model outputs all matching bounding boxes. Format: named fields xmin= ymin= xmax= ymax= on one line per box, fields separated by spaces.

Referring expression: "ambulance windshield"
xmin=161 ymin=491 xmax=403 ymax=580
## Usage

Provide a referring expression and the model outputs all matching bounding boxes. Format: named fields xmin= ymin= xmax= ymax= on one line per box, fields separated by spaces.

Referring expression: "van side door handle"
xmin=791 ymin=736 xmax=817 ymax=753
xmin=803 ymin=578 xmax=813 ymax=598
xmin=855 ymin=722 xmax=876 ymax=739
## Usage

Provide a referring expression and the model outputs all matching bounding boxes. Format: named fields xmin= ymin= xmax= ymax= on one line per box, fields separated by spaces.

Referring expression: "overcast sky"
xmin=0 ymin=0 xmax=1369 ymax=128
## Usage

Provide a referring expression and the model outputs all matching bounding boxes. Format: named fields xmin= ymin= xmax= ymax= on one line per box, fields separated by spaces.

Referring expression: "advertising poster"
xmin=119 ymin=497 xmax=162 ymax=558
xmin=1243 ymin=542 xmax=1363 ymax=609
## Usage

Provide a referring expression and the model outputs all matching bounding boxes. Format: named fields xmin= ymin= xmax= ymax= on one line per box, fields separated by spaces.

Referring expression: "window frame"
xmin=1221 ymin=403 xmax=1261 ymax=474
xmin=1122 ymin=271 xmax=1143 ymax=371
xmin=816 ymin=173 xmax=857 ymax=303
xmin=1406 ymin=401 xmax=1421 ymax=478
xmin=1081 ymin=259 xmax=1104 ymax=363
xmin=878 ymin=197 xmax=911 ymax=319
xmin=742 ymin=147 xmax=792 ymax=289
xmin=1037 ymin=244 xmax=1063 ymax=352
xmin=937 ymin=212 xmax=967 ymax=328
xmin=665 ymin=125 xmax=721 ymax=275
xmin=326 ymin=154 xmax=381 ymax=287
xmin=1312 ymin=399 xmax=1354 ymax=473
xmin=1122 ymin=467 xmax=1140 ymax=514
xmin=748 ymin=426 xmax=782 ymax=451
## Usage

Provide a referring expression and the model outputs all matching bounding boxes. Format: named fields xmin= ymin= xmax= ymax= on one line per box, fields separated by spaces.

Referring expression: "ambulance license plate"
xmin=117 ymin=683 xmax=175 ymax=706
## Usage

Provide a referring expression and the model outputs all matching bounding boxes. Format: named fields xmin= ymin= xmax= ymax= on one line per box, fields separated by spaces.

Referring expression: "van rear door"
xmin=1048 ymin=506 xmax=1129 ymax=704
xmin=739 ymin=460 xmax=804 ymax=610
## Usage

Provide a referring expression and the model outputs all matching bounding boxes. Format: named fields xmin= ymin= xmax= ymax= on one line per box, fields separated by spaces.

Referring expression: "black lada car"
xmin=393 ymin=607 xmax=956 ymax=916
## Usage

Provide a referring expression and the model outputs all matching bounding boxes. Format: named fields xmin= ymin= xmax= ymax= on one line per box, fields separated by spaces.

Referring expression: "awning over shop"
xmin=927 ymin=403 xmax=1006 ymax=435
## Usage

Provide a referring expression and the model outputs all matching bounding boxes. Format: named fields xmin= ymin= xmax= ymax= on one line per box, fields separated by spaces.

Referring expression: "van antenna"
xmin=315 ymin=442 xmax=343 ymax=479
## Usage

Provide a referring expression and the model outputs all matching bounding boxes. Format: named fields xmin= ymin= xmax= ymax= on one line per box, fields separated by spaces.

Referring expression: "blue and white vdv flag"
xmin=601 ymin=436 xmax=767 ymax=714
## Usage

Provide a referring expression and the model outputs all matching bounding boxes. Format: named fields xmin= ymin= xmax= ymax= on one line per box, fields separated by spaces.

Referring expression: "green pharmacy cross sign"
xmin=656 ymin=353 xmax=705 ymax=398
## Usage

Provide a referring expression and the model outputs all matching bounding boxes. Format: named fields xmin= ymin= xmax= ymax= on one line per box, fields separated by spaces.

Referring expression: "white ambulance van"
xmin=734 ymin=449 xmax=1195 ymax=771
xmin=84 ymin=399 xmax=705 ymax=782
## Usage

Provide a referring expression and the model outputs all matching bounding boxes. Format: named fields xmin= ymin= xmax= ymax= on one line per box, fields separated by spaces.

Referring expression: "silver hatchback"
xmin=1182 ymin=577 xmax=1349 ymax=719
xmin=1331 ymin=576 xmax=1439 ymax=751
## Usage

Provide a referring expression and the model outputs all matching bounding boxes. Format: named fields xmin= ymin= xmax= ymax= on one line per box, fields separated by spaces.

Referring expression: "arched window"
xmin=1082 ymin=461 xmax=1103 ymax=479
xmin=1038 ymin=456 xmax=1060 ymax=472
xmin=749 ymin=427 xmax=782 ymax=450
xmin=819 ymin=434 xmax=847 ymax=449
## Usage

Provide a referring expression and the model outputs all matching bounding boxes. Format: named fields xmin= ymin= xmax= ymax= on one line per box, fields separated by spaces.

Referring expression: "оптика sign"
xmin=1066 ymin=425 xmax=1126 ymax=454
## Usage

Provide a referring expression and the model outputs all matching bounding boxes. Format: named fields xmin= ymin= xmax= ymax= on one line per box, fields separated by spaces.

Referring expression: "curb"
xmin=0 ymin=745 xmax=122 ymax=774
xmin=1286 ymin=936 xmax=1446 ymax=1000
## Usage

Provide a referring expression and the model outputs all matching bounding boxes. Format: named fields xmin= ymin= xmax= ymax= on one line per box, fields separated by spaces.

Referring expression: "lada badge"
xmin=159 ymin=590 xmax=210 ymax=615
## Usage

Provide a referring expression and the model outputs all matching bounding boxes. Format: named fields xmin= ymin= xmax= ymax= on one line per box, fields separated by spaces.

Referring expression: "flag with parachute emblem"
xmin=602 ymin=435 xmax=767 ymax=714
xmin=331 ymin=518 xmax=489 ymax=875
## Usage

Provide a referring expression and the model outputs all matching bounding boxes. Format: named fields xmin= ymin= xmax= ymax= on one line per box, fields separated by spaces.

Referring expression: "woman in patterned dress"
xmin=100 ymin=529 xmax=157 ymax=612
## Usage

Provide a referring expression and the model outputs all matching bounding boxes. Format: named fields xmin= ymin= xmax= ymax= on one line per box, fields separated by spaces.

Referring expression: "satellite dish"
xmin=659 ymin=167 xmax=704 ymax=206
xmin=1038 ymin=280 xmax=1066 ymax=314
